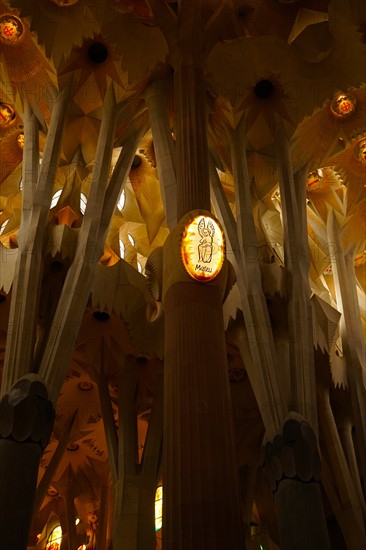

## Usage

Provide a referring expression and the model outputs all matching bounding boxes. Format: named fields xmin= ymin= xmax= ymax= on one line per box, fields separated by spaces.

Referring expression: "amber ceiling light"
xmin=330 ymin=92 xmax=357 ymax=118
xmin=354 ymin=137 xmax=366 ymax=162
xmin=0 ymin=14 xmax=24 ymax=44
xmin=67 ymin=442 xmax=79 ymax=451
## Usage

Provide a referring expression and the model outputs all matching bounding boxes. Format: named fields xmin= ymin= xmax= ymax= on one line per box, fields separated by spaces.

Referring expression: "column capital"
xmin=0 ymin=374 xmax=54 ymax=450
xmin=264 ymin=418 xmax=321 ymax=493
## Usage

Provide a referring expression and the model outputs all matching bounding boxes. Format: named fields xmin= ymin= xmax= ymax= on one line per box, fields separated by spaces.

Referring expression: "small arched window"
xmin=117 ymin=189 xmax=125 ymax=211
xmin=50 ymin=189 xmax=62 ymax=210
xmin=80 ymin=192 xmax=87 ymax=215
xmin=0 ymin=219 xmax=9 ymax=235
xmin=155 ymin=485 xmax=163 ymax=531
xmin=119 ymin=239 xmax=125 ymax=259
xmin=45 ymin=525 xmax=62 ymax=549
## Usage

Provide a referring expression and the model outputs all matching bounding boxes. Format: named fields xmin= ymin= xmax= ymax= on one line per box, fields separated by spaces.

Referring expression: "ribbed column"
xmin=317 ymin=384 xmax=365 ymax=546
xmin=175 ymin=59 xmax=210 ymax=218
xmin=0 ymin=375 xmax=54 ymax=549
xmin=264 ymin=419 xmax=331 ymax=550
xmin=144 ymin=78 xmax=177 ymax=230
xmin=163 ymin=282 xmax=244 ymax=549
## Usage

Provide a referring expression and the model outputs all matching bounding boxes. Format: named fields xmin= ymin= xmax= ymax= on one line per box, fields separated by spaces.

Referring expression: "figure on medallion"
xmin=198 ymin=217 xmax=214 ymax=263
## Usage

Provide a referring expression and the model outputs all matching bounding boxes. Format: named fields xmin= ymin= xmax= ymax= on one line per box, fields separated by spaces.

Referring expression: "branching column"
xmin=144 ymin=78 xmax=177 ymax=230
xmin=0 ymin=375 xmax=54 ymax=548
xmin=99 ymin=355 xmax=163 ymax=550
xmin=264 ymin=419 xmax=330 ymax=550
xmin=148 ymin=3 xmax=244 ymax=548
xmin=273 ymin=122 xmax=331 ymax=548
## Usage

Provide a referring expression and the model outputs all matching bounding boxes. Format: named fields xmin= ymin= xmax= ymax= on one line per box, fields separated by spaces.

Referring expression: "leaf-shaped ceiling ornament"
xmin=97 ymin=7 xmax=169 ymax=85
xmin=8 ymin=0 xmax=103 ymax=67
xmin=305 ymin=166 xmax=345 ymax=222
xmin=0 ymin=127 xmax=23 ymax=184
xmin=324 ymin=135 xmax=366 ymax=214
xmin=292 ymin=85 xmax=366 ymax=169
xmin=57 ymin=34 xmax=128 ymax=110
xmin=0 ymin=3 xmax=56 ymax=124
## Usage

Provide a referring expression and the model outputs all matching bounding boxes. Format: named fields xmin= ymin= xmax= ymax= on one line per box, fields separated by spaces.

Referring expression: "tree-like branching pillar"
xmin=264 ymin=418 xmax=331 ymax=550
xmin=0 ymin=375 xmax=54 ymax=548
xmin=147 ymin=1 xmax=244 ymax=548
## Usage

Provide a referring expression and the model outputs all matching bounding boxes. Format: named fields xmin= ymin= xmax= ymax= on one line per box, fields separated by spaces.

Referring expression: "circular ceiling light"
xmin=0 ymin=102 xmax=16 ymax=127
xmin=306 ymin=169 xmax=324 ymax=192
xmin=47 ymin=487 xmax=59 ymax=497
xmin=67 ymin=442 xmax=79 ymax=452
xmin=330 ymin=92 xmax=356 ymax=118
xmin=354 ymin=138 xmax=366 ymax=163
xmin=78 ymin=380 xmax=93 ymax=391
xmin=17 ymin=132 xmax=24 ymax=149
xmin=0 ymin=15 xmax=24 ymax=44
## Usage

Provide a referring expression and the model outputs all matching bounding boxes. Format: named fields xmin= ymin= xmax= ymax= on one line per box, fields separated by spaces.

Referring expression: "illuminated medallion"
xmin=0 ymin=14 xmax=24 ymax=43
xmin=354 ymin=138 xmax=366 ymax=163
xmin=181 ymin=215 xmax=225 ymax=281
xmin=17 ymin=132 xmax=24 ymax=149
xmin=46 ymin=525 xmax=62 ymax=550
xmin=306 ymin=169 xmax=324 ymax=191
xmin=330 ymin=92 xmax=356 ymax=118
xmin=0 ymin=102 xmax=16 ymax=127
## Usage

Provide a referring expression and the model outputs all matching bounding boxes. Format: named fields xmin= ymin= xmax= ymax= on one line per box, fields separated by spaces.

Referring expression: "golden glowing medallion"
xmin=306 ymin=169 xmax=324 ymax=192
xmin=0 ymin=102 xmax=16 ymax=127
xmin=330 ymin=92 xmax=356 ymax=118
xmin=0 ymin=15 xmax=24 ymax=43
xmin=354 ymin=138 xmax=366 ymax=163
xmin=181 ymin=215 xmax=225 ymax=281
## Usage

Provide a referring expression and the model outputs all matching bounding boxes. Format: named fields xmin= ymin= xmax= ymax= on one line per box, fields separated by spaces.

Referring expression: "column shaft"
xmin=175 ymin=60 xmax=210 ymax=218
xmin=0 ymin=440 xmax=41 ymax=548
xmin=163 ymin=282 xmax=244 ymax=549
xmin=275 ymin=480 xmax=330 ymax=550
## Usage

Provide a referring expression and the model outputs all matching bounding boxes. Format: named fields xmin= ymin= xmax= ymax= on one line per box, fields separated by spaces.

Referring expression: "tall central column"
xmin=175 ymin=56 xmax=210 ymax=216
xmin=161 ymin=34 xmax=244 ymax=550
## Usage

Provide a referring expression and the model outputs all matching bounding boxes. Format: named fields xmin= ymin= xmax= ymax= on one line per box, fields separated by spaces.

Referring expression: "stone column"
xmin=144 ymin=78 xmax=177 ymax=230
xmin=147 ymin=3 xmax=244 ymax=547
xmin=160 ymin=216 xmax=244 ymax=550
xmin=0 ymin=374 xmax=54 ymax=548
xmin=264 ymin=418 xmax=331 ymax=550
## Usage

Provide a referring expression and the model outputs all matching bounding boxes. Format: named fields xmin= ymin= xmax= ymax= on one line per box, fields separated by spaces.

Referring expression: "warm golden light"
xmin=330 ymin=92 xmax=356 ymax=118
xmin=0 ymin=102 xmax=15 ymax=126
xmin=155 ymin=485 xmax=163 ymax=532
xmin=354 ymin=138 xmax=366 ymax=163
xmin=306 ymin=169 xmax=324 ymax=191
xmin=17 ymin=132 xmax=24 ymax=149
xmin=181 ymin=215 xmax=225 ymax=281
xmin=46 ymin=525 xmax=62 ymax=550
xmin=0 ymin=15 xmax=24 ymax=43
